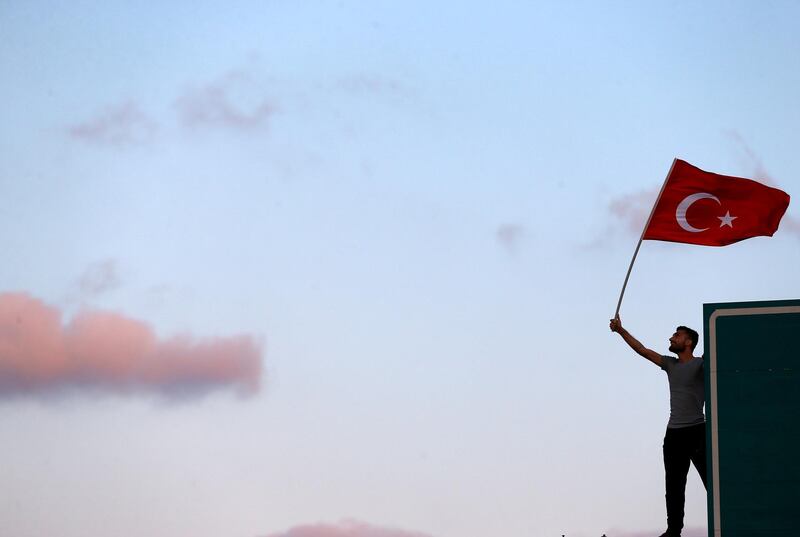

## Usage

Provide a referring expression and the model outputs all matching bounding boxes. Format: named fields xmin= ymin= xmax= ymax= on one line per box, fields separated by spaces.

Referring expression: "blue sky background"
xmin=1 ymin=2 xmax=798 ymax=536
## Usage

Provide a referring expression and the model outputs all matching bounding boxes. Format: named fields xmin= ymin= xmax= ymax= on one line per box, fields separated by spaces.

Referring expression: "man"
xmin=609 ymin=316 xmax=707 ymax=537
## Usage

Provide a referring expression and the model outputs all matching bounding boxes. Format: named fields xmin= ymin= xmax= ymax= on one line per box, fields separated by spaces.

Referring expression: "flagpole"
xmin=613 ymin=158 xmax=677 ymax=318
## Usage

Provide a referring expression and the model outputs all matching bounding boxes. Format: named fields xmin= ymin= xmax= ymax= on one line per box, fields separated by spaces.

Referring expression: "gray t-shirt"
xmin=661 ymin=355 xmax=705 ymax=428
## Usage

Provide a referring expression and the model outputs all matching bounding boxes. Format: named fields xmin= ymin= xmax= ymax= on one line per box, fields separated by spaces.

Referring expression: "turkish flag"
xmin=642 ymin=159 xmax=790 ymax=246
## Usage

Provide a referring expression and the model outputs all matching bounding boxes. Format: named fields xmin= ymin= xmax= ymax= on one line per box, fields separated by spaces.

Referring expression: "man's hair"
xmin=677 ymin=325 xmax=699 ymax=351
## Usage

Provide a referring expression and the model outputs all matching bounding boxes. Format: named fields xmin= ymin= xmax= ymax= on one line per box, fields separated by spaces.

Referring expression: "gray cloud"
xmin=77 ymin=259 xmax=122 ymax=298
xmin=175 ymin=70 xmax=275 ymax=131
xmin=68 ymin=101 xmax=157 ymax=146
xmin=495 ymin=223 xmax=528 ymax=254
xmin=337 ymin=74 xmax=408 ymax=97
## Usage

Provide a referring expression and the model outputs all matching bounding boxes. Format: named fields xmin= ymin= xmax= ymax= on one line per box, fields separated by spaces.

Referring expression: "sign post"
xmin=704 ymin=299 xmax=800 ymax=537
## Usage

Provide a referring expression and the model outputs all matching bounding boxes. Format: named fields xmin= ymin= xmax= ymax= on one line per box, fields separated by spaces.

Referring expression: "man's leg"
xmin=663 ymin=428 xmax=691 ymax=536
xmin=689 ymin=423 xmax=708 ymax=489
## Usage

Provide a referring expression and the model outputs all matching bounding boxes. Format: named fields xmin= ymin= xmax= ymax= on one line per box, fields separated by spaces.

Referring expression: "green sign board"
xmin=703 ymin=299 xmax=800 ymax=537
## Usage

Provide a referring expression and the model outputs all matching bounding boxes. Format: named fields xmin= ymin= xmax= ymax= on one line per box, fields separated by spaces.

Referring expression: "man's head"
xmin=669 ymin=325 xmax=699 ymax=354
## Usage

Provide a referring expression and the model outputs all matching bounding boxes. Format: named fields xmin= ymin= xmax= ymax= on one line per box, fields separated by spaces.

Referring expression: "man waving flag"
xmin=642 ymin=159 xmax=790 ymax=246
xmin=610 ymin=160 xmax=790 ymax=536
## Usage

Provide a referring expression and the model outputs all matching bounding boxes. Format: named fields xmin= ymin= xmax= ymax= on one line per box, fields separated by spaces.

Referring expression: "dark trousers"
xmin=663 ymin=423 xmax=707 ymax=535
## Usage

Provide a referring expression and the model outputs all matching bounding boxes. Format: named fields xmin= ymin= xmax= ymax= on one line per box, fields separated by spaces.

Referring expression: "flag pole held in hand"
xmin=614 ymin=159 xmax=675 ymax=318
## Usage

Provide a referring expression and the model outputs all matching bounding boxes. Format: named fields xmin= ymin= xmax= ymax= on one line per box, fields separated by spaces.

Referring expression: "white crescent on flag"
xmin=675 ymin=192 xmax=720 ymax=233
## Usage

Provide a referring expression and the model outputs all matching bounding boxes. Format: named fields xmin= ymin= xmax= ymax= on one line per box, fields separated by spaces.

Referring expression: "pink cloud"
xmin=262 ymin=520 xmax=434 ymax=537
xmin=726 ymin=130 xmax=772 ymax=185
xmin=68 ymin=101 xmax=156 ymax=146
xmin=780 ymin=214 xmax=800 ymax=236
xmin=727 ymin=132 xmax=799 ymax=239
xmin=175 ymin=71 xmax=274 ymax=130
xmin=605 ymin=527 xmax=706 ymax=537
xmin=0 ymin=292 xmax=261 ymax=398
xmin=607 ymin=166 xmax=797 ymax=241
xmin=608 ymin=187 xmax=659 ymax=235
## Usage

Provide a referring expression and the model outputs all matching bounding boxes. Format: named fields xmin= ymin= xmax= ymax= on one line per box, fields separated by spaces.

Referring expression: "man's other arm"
xmin=609 ymin=316 xmax=663 ymax=367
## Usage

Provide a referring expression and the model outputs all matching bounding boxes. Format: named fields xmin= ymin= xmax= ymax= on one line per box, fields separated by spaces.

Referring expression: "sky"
xmin=1 ymin=1 xmax=798 ymax=536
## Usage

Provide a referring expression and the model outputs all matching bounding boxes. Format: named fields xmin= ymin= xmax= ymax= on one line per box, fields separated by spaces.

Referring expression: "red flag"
xmin=642 ymin=159 xmax=790 ymax=246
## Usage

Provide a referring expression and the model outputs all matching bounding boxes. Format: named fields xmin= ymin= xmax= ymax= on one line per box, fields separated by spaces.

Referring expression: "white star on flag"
xmin=718 ymin=211 xmax=737 ymax=228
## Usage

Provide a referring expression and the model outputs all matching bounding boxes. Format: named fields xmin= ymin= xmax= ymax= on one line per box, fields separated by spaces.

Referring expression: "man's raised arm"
xmin=609 ymin=316 xmax=663 ymax=367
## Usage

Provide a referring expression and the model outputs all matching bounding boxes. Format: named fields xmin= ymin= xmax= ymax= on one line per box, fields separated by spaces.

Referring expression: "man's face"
xmin=669 ymin=330 xmax=692 ymax=353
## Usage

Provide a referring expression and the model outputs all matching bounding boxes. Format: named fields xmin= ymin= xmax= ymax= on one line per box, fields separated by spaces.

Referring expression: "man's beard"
xmin=669 ymin=343 xmax=681 ymax=353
